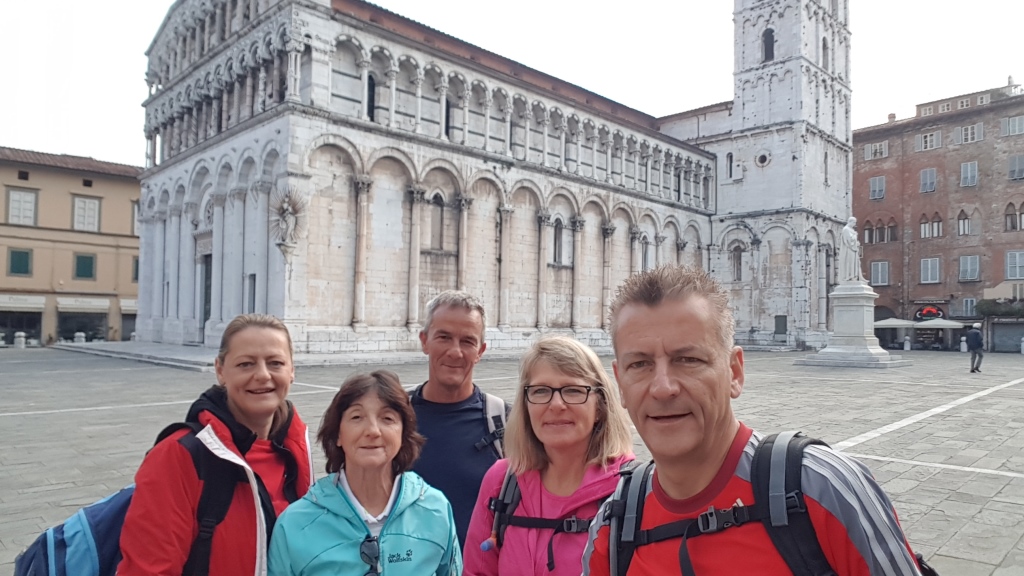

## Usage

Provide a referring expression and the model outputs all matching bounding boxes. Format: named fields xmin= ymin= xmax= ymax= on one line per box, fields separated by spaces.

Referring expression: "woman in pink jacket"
xmin=465 ymin=336 xmax=634 ymax=576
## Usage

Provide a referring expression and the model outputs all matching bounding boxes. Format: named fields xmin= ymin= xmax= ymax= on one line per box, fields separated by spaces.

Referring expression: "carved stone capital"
xmin=655 ymin=234 xmax=667 ymax=245
xmin=601 ymin=223 xmax=616 ymax=239
xmin=570 ymin=216 xmax=585 ymax=231
xmin=152 ymin=209 xmax=169 ymax=221
xmin=229 ymin=186 xmax=247 ymax=200
xmin=169 ymin=205 xmax=183 ymax=217
xmin=407 ymin=184 xmax=427 ymax=203
xmin=212 ymin=193 xmax=227 ymax=207
xmin=536 ymin=209 xmax=551 ymax=226
xmin=453 ymin=194 xmax=473 ymax=211
xmin=676 ymin=239 xmax=688 ymax=251
xmin=498 ymin=206 xmax=515 ymax=216
xmin=353 ymin=174 xmax=373 ymax=195
xmin=629 ymin=226 xmax=641 ymax=241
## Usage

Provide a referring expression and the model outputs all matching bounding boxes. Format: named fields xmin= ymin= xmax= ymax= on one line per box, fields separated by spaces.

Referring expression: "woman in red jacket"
xmin=118 ymin=314 xmax=313 ymax=576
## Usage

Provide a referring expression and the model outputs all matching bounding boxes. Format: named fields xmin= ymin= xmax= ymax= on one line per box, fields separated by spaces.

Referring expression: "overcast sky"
xmin=1 ymin=1 xmax=1020 ymax=167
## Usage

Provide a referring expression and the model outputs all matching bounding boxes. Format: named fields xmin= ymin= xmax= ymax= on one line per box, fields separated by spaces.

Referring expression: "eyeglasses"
xmin=524 ymin=385 xmax=595 ymax=405
xmin=360 ymin=535 xmax=380 ymax=576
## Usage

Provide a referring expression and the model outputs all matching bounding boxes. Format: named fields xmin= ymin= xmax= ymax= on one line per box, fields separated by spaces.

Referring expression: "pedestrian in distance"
xmin=967 ymin=322 xmax=984 ymax=373
xmin=464 ymin=336 xmax=634 ymax=576
xmin=118 ymin=314 xmax=314 ymax=576
xmin=408 ymin=290 xmax=509 ymax=547
xmin=268 ymin=370 xmax=462 ymax=576
xmin=583 ymin=266 xmax=929 ymax=576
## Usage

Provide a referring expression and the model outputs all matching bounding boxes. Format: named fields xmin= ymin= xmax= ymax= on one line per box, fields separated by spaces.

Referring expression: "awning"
xmin=0 ymin=294 xmax=46 ymax=312
xmin=874 ymin=318 xmax=917 ymax=328
xmin=915 ymin=318 xmax=966 ymax=329
xmin=120 ymin=298 xmax=138 ymax=314
xmin=56 ymin=297 xmax=111 ymax=313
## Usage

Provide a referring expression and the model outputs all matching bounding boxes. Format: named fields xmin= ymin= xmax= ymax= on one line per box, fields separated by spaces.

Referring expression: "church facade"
xmin=136 ymin=0 xmax=851 ymax=353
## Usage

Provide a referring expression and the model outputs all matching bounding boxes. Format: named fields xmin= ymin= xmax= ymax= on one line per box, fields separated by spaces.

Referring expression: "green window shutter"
xmin=75 ymin=255 xmax=95 ymax=279
xmin=9 ymin=250 xmax=31 ymax=275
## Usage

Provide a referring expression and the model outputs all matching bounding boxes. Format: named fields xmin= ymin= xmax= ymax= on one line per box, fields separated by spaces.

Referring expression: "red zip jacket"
xmin=118 ymin=387 xmax=313 ymax=576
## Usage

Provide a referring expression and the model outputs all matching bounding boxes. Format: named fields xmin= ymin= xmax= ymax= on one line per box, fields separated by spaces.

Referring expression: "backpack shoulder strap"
xmin=608 ymin=460 xmax=654 ymax=576
xmin=157 ymin=422 xmax=239 ymax=576
xmin=488 ymin=467 xmax=521 ymax=547
xmin=751 ymin=432 xmax=836 ymax=576
xmin=484 ymin=392 xmax=507 ymax=458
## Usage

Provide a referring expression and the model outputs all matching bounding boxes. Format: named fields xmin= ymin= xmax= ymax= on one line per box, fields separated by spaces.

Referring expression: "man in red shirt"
xmin=583 ymin=266 xmax=922 ymax=576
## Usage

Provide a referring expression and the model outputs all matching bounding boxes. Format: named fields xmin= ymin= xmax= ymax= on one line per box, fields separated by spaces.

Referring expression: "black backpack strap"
xmin=751 ymin=432 xmax=837 ymax=576
xmin=609 ymin=460 xmax=655 ymax=576
xmin=488 ymin=468 xmax=521 ymax=547
xmin=155 ymin=422 xmax=240 ymax=576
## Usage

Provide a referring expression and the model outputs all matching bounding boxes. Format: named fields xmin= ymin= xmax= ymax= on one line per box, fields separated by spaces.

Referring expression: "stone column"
xmin=253 ymin=182 xmax=270 ymax=314
xmin=503 ymin=106 xmax=513 ymax=156
xmin=286 ymin=41 xmax=302 ymax=103
xmin=574 ymin=130 xmax=583 ymax=175
xmin=223 ymin=186 xmax=246 ymax=320
xmin=481 ymin=95 xmax=492 ymax=152
xmin=644 ymin=156 xmax=653 ymax=193
xmin=437 ymin=79 xmax=449 ymax=140
xmin=460 ymin=88 xmax=471 ymax=145
xmin=588 ymin=136 xmax=599 ymax=179
xmin=676 ymin=239 xmax=686 ymax=266
xmin=386 ymin=69 xmax=398 ymax=128
xmin=655 ymin=235 xmax=666 ymax=267
xmin=413 ymin=72 xmax=423 ymax=133
xmin=536 ymin=210 xmax=551 ymax=330
xmin=601 ymin=223 xmax=615 ymax=331
xmin=358 ymin=60 xmax=371 ymax=120
xmin=521 ymin=110 xmax=532 ymax=162
xmin=166 ymin=206 xmax=182 ymax=319
xmin=214 ymin=4 xmax=224 ymax=44
xmin=456 ymin=195 xmax=472 ymax=290
xmin=256 ymin=67 xmax=267 ymax=114
xmin=665 ymin=158 xmax=676 ymax=199
xmin=151 ymin=211 xmax=167 ymax=320
xmin=633 ymin=150 xmax=641 ymax=191
xmin=540 ymin=114 xmax=549 ymax=167
xmin=207 ymin=194 xmax=226 ymax=332
xmin=407 ymin=185 xmax=425 ymax=330
xmin=630 ymin=226 xmax=641 ymax=274
xmin=498 ymin=206 xmax=514 ymax=330
xmin=352 ymin=175 xmax=372 ymax=330
xmin=818 ymin=246 xmax=828 ymax=331
xmin=136 ymin=216 xmax=152 ymax=324
xmin=571 ymin=216 xmax=585 ymax=331
xmin=558 ymin=119 xmax=567 ymax=171
xmin=180 ymin=203 xmax=197 ymax=330
xmin=272 ymin=52 xmax=282 ymax=104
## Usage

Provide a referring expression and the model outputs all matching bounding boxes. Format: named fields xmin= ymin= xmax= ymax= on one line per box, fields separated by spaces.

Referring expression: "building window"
xmin=869 ymin=176 xmax=885 ymax=199
xmin=762 ymin=29 xmax=775 ymax=62
xmin=731 ymin=246 xmax=743 ymax=281
xmin=1008 ymin=251 xmax=1024 ymax=280
xmin=931 ymin=215 xmax=943 ymax=238
xmin=366 ymin=75 xmax=376 ymax=122
xmin=1007 ymin=203 xmax=1020 ymax=231
xmin=74 ymin=253 xmax=97 ymax=280
xmin=83 ymin=179 xmax=93 ymax=188
xmin=958 ymin=211 xmax=971 ymax=236
xmin=821 ymin=38 xmax=829 ymax=72
xmin=17 ymin=170 xmax=29 ymax=180
xmin=864 ymin=141 xmax=888 ymax=160
xmin=132 ymin=256 xmax=139 ymax=283
xmin=430 ymin=194 xmax=444 ymax=250
xmin=916 ymin=131 xmax=941 ymax=151
xmin=887 ymin=220 xmax=898 ymax=242
xmin=963 ymin=298 xmax=976 ymax=317
xmin=978 ymin=94 xmax=990 ymax=105
xmin=1010 ymin=155 xmax=1024 ymax=180
xmin=132 ymin=201 xmax=140 ymax=236
xmin=870 ymin=261 xmax=889 ymax=286
xmin=642 ymin=237 xmax=651 ymax=271
xmin=939 ymin=102 xmax=952 ymax=113
xmin=960 ymin=161 xmax=978 ymax=187
xmin=921 ymin=257 xmax=940 ymax=284
xmin=920 ymin=215 xmax=932 ymax=239
xmin=553 ymin=219 xmax=564 ymax=264
xmin=1003 ymin=115 xmax=1024 ymax=136
xmin=7 ymin=188 xmax=37 ymax=226
xmin=921 ymin=106 xmax=933 ymax=116
xmin=961 ymin=124 xmax=979 ymax=143
xmin=7 ymin=248 xmax=32 ymax=276
xmin=959 ymin=255 xmax=980 ymax=281
xmin=726 ymin=153 xmax=733 ymax=179
xmin=73 ymin=196 xmax=101 ymax=232
xmin=863 ymin=225 xmax=873 ymax=244
xmin=958 ymin=98 xmax=971 ymax=109
xmin=919 ymin=168 xmax=937 ymax=193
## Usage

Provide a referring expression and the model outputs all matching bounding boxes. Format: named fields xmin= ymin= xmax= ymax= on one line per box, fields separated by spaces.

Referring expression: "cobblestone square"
xmin=2 ymin=348 xmax=1023 ymax=574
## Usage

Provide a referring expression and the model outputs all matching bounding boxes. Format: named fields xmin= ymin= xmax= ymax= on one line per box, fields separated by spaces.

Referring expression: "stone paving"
xmin=1 ymin=347 xmax=1023 ymax=573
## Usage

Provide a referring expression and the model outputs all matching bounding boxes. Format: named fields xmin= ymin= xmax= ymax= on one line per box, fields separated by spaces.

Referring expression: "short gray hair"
xmin=421 ymin=290 xmax=487 ymax=338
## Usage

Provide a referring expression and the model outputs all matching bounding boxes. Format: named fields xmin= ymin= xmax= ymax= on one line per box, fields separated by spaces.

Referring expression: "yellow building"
xmin=0 ymin=147 xmax=141 ymax=345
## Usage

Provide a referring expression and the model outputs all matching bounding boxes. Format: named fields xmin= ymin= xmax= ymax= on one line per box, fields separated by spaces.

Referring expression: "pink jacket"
xmin=464 ymin=455 xmax=634 ymax=576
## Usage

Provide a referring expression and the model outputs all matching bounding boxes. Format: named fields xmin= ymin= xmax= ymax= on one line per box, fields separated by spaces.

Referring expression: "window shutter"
xmin=882 ymin=141 xmax=889 ymax=157
xmin=74 ymin=198 xmax=86 ymax=230
xmin=977 ymin=122 xmax=984 ymax=141
xmin=952 ymin=129 xmax=962 ymax=145
xmin=914 ymin=134 xmax=923 ymax=152
xmin=864 ymin=145 xmax=871 ymax=161
xmin=1002 ymin=118 xmax=1010 ymax=136
xmin=935 ymin=131 xmax=942 ymax=148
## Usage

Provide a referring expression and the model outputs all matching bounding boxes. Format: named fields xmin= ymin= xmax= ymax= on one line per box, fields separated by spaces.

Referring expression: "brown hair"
xmin=505 ymin=336 xmax=633 ymax=474
xmin=216 ymin=314 xmax=295 ymax=437
xmin=317 ymin=370 xmax=426 ymax=476
xmin=217 ymin=314 xmax=294 ymax=362
xmin=609 ymin=265 xmax=734 ymax=352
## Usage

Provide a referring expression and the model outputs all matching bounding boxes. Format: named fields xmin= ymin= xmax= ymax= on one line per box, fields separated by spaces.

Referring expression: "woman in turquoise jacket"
xmin=268 ymin=370 xmax=461 ymax=576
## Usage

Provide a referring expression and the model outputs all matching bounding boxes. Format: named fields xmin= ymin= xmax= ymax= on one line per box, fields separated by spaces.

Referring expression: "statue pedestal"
xmin=794 ymin=282 xmax=912 ymax=368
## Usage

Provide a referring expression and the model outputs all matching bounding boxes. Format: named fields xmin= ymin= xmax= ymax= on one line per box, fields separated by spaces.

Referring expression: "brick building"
xmin=853 ymin=80 xmax=1024 ymax=351
xmin=0 ymin=147 xmax=142 ymax=345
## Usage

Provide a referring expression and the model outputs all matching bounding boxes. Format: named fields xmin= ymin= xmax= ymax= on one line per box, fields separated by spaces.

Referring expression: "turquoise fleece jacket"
xmin=268 ymin=471 xmax=462 ymax=576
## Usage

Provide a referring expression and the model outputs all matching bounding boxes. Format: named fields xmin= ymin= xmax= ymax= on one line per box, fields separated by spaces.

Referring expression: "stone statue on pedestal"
xmin=839 ymin=217 xmax=865 ymax=283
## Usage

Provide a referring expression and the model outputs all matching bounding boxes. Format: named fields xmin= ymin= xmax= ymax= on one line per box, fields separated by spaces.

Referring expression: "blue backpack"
xmin=14 ymin=422 xmax=237 ymax=576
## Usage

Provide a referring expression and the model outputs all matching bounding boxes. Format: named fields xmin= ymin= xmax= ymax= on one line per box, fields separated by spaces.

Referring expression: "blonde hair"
xmin=609 ymin=265 xmax=734 ymax=353
xmin=505 ymin=336 xmax=633 ymax=474
xmin=216 ymin=314 xmax=294 ymax=436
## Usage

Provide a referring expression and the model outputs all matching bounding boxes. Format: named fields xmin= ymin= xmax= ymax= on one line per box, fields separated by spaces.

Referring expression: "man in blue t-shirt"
xmin=411 ymin=290 xmax=507 ymax=546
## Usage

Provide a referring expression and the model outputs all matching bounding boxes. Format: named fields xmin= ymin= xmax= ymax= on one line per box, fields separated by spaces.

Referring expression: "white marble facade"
xmin=136 ymin=0 xmax=851 ymax=352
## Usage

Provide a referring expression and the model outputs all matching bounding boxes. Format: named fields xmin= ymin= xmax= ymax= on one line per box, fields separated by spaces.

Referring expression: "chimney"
xmin=887 ymin=113 xmax=896 ymax=123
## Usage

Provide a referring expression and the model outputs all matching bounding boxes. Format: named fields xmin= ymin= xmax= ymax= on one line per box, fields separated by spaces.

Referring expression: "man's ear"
xmin=728 ymin=347 xmax=745 ymax=399
xmin=419 ymin=330 xmax=428 ymax=354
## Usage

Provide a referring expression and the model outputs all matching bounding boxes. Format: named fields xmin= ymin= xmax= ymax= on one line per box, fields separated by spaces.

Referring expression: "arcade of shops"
xmin=0 ymin=294 xmax=136 ymax=346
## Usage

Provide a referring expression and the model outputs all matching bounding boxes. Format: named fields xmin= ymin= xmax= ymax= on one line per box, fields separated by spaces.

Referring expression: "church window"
xmin=824 ymin=151 xmax=829 ymax=184
xmin=366 ymin=75 xmax=376 ymax=122
xmin=731 ymin=246 xmax=743 ymax=281
xmin=762 ymin=29 xmax=775 ymax=62
xmin=676 ymin=171 xmax=683 ymax=202
xmin=702 ymin=177 xmax=710 ymax=206
xmin=553 ymin=219 xmax=564 ymax=264
xmin=1006 ymin=203 xmax=1019 ymax=232
xmin=642 ymin=236 xmax=651 ymax=271
xmin=430 ymin=194 xmax=444 ymax=249
xmin=822 ymin=39 xmax=829 ymax=72
xmin=726 ymin=153 xmax=733 ymax=179
xmin=958 ymin=211 xmax=971 ymax=236
xmin=444 ymin=98 xmax=453 ymax=140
